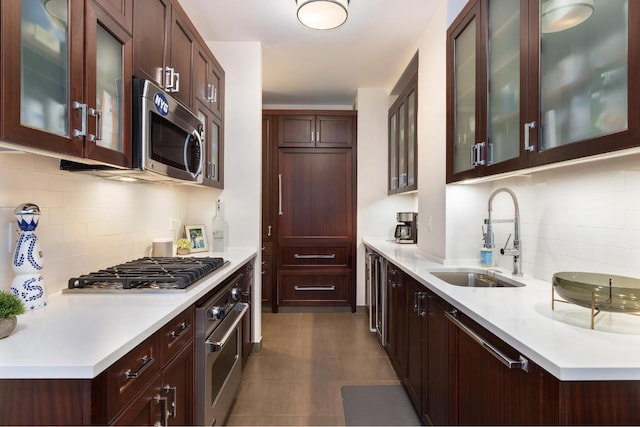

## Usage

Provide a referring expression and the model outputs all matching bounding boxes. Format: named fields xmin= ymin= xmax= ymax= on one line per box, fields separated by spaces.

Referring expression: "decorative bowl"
xmin=553 ymin=272 xmax=640 ymax=313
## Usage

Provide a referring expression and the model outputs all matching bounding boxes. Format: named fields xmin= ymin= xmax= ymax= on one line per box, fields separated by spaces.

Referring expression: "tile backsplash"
xmin=0 ymin=152 xmax=205 ymax=294
xmin=472 ymin=152 xmax=640 ymax=283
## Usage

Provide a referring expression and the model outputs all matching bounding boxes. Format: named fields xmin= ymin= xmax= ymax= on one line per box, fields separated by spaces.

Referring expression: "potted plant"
xmin=0 ymin=291 xmax=25 ymax=339
xmin=176 ymin=238 xmax=193 ymax=255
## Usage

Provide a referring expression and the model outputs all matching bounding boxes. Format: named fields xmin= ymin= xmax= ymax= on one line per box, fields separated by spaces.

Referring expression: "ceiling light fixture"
xmin=541 ymin=0 xmax=594 ymax=33
xmin=296 ymin=0 xmax=349 ymax=30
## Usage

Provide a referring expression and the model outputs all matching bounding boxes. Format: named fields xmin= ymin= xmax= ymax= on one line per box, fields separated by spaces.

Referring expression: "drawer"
xmin=279 ymin=272 xmax=350 ymax=305
xmin=104 ymin=334 xmax=161 ymax=421
xmin=281 ymin=246 xmax=348 ymax=267
xmin=158 ymin=306 xmax=194 ymax=365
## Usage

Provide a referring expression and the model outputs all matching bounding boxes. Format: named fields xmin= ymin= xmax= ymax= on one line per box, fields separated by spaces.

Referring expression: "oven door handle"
xmin=205 ymin=303 xmax=249 ymax=353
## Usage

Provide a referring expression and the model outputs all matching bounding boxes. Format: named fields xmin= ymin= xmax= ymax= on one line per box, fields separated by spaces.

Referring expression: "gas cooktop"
xmin=65 ymin=257 xmax=228 ymax=293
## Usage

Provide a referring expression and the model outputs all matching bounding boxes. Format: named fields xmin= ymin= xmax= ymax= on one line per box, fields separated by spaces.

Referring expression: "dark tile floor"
xmin=226 ymin=310 xmax=400 ymax=426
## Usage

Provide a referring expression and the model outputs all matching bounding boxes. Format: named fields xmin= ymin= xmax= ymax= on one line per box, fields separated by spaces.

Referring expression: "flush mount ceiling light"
xmin=541 ymin=0 xmax=594 ymax=33
xmin=296 ymin=0 xmax=349 ymax=30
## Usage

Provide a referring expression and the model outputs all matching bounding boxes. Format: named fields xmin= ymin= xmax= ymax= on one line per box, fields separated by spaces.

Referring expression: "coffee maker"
xmin=394 ymin=212 xmax=418 ymax=244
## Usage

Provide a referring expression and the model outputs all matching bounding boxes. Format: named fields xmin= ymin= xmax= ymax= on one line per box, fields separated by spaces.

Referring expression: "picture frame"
xmin=185 ymin=224 xmax=208 ymax=252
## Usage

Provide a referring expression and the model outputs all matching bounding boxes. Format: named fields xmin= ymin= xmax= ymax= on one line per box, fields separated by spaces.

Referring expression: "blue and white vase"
xmin=10 ymin=203 xmax=47 ymax=311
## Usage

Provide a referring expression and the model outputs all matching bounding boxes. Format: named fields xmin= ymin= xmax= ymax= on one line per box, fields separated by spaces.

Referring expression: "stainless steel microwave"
xmin=133 ymin=78 xmax=204 ymax=183
xmin=61 ymin=78 xmax=204 ymax=184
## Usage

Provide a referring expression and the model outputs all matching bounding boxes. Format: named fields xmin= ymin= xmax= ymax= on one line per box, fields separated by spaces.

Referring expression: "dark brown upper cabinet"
xmin=389 ymin=74 xmax=418 ymax=194
xmin=447 ymin=0 xmax=639 ymax=183
xmin=1 ymin=0 xmax=133 ymax=167
xmin=279 ymin=113 xmax=354 ymax=148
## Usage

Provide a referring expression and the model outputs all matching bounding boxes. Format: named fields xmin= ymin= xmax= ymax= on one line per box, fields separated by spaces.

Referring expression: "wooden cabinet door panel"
xmin=278 ymin=149 xmax=353 ymax=240
xmin=132 ymin=0 xmax=170 ymax=86
xmin=111 ymin=373 xmax=163 ymax=426
xmin=93 ymin=0 xmax=133 ymax=33
xmin=161 ymin=341 xmax=194 ymax=426
xmin=316 ymin=115 xmax=353 ymax=147
xmin=424 ymin=295 xmax=450 ymax=426
xmin=168 ymin=9 xmax=194 ymax=108
xmin=405 ymin=278 xmax=425 ymax=414
xmin=279 ymin=272 xmax=349 ymax=305
xmin=279 ymin=115 xmax=315 ymax=146
xmin=385 ymin=264 xmax=406 ymax=377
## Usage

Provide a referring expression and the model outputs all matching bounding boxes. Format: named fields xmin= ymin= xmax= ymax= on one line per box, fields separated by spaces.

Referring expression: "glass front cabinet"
xmin=1 ymin=0 xmax=132 ymax=167
xmin=446 ymin=0 xmax=638 ymax=183
xmin=389 ymin=75 xmax=418 ymax=194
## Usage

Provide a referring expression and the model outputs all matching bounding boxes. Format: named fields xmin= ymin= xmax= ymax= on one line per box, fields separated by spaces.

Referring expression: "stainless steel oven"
xmin=195 ymin=273 xmax=248 ymax=426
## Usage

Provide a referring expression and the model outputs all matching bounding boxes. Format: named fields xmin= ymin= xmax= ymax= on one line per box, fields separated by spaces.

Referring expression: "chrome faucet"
xmin=484 ymin=187 xmax=522 ymax=276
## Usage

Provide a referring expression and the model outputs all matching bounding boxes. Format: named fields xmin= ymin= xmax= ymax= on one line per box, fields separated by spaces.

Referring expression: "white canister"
xmin=151 ymin=238 xmax=174 ymax=257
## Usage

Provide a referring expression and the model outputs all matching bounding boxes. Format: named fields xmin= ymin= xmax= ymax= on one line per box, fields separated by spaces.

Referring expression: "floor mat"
xmin=341 ymin=385 xmax=421 ymax=426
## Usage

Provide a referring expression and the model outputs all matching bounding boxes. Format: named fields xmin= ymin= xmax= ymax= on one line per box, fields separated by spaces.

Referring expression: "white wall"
xmin=0 ymin=153 xmax=211 ymax=295
xmin=355 ymin=88 xmax=418 ymax=306
xmin=415 ymin=0 xmax=448 ymax=262
xmin=205 ymin=41 xmax=263 ymax=341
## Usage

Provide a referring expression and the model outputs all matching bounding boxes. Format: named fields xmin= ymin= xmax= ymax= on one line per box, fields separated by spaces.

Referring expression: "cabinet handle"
xmin=278 ymin=174 xmax=283 ymax=215
xmin=294 ymin=285 xmax=335 ymax=291
xmin=163 ymin=385 xmax=178 ymax=419
xmin=311 ymin=131 xmax=315 ymax=143
xmin=206 ymin=84 xmax=217 ymax=103
xmin=169 ymin=321 xmax=190 ymax=340
xmin=294 ymin=253 xmax=336 ymax=259
xmin=185 ymin=128 xmax=204 ymax=179
xmin=472 ymin=142 xmax=486 ymax=166
xmin=316 ymin=131 xmax=319 ymax=143
xmin=524 ymin=121 xmax=536 ymax=152
xmin=154 ymin=394 xmax=170 ymax=426
xmin=267 ymin=225 xmax=272 ymax=237
xmin=87 ymin=108 xmax=102 ymax=142
xmin=165 ymin=67 xmax=175 ymax=91
xmin=445 ymin=310 xmax=529 ymax=372
xmin=72 ymin=102 xmax=87 ymax=137
xmin=123 ymin=355 xmax=155 ymax=380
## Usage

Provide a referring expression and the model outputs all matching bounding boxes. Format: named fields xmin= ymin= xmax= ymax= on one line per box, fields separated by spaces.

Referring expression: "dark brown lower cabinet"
xmin=424 ymin=292 xmax=450 ymax=426
xmin=385 ymin=263 xmax=407 ymax=377
xmin=375 ymin=254 xmax=640 ymax=426
xmin=449 ymin=310 xmax=544 ymax=425
xmin=404 ymin=278 xmax=426 ymax=413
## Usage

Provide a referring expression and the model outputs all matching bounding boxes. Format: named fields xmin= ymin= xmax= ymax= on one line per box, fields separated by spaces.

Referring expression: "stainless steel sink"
xmin=429 ymin=269 xmax=524 ymax=288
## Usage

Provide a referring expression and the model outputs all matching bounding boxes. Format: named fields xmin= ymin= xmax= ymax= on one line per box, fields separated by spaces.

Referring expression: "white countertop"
xmin=0 ymin=247 xmax=256 ymax=380
xmin=365 ymin=238 xmax=640 ymax=381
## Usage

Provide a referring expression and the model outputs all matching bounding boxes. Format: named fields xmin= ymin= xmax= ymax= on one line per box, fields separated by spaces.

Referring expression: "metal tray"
xmin=553 ymin=272 xmax=640 ymax=313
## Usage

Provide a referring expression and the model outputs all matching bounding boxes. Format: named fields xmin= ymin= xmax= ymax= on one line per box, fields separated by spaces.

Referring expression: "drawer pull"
xmin=294 ymin=285 xmax=336 ymax=291
xmin=124 ymin=355 xmax=155 ymax=380
xmin=294 ymin=253 xmax=336 ymax=259
xmin=170 ymin=322 xmax=191 ymax=340
xmin=445 ymin=310 xmax=529 ymax=372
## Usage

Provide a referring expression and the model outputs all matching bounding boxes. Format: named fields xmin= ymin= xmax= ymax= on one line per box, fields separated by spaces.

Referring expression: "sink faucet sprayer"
xmin=484 ymin=187 xmax=522 ymax=276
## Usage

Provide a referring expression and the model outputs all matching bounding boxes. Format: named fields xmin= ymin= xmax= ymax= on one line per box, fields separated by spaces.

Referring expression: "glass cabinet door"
xmin=407 ymin=87 xmax=416 ymax=188
xmin=95 ymin=25 xmax=123 ymax=153
xmin=198 ymin=104 xmax=223 ymax=188
xmin=20 ymin=0 xmax=69 ymax=136
xmin=452 ymin=15 xmax=477 ymax=175
xmin=398 ymin=101 xmax=407 ymax=188
xmin=487 ymin=0 xmax=521 ymax=165
xmin=389 ymin=111 xmax=398 ymax=192
xmin=539 ymin=0 xmax=628 ymax=150
xmin=84 ymin=1 xmax=132 ymax=166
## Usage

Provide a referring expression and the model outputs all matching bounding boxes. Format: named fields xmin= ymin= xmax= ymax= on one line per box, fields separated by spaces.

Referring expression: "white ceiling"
xmin=177 ymin=0 xmax=439 ymax=106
